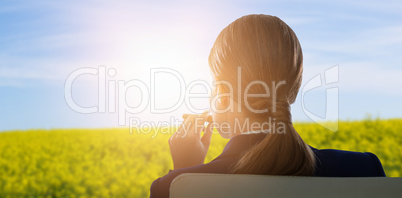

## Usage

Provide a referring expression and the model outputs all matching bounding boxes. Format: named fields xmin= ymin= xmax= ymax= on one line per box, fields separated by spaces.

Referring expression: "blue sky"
xmin=0 ymin=0 xmax=401 ymax=131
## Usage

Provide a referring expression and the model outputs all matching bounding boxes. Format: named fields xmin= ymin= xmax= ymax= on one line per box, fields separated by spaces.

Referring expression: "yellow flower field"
xmin=0 ymin=119 xmax=401 ymax=197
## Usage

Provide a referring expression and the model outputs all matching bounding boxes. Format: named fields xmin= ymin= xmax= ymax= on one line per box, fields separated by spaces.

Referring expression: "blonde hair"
xmin=208 ymin=14 xmax=316 ymax=175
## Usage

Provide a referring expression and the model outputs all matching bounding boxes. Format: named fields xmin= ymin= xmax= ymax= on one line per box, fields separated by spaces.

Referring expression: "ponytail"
xmin=231 ymin=102 xmax=316 ymax=176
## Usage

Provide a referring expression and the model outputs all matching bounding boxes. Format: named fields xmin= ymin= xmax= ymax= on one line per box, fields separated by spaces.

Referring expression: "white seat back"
xmin=170 ymin=173 xmax=402 ymax=198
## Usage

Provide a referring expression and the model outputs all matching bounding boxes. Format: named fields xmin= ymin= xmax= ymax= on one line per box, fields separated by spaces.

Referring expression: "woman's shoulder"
xmin=310 ymin=146 xmax=386 ymax=177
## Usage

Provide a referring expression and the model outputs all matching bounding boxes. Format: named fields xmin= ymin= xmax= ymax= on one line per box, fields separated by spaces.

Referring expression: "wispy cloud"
xmin=303 ymin=62 xmax=402 ymax=96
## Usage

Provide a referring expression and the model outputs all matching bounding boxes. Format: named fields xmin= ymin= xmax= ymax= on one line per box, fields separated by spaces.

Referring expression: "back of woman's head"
xmin=209 ymin=14 xmax=302 ymax=107
xmin=208 ymin=14 xmax=315 ymax=176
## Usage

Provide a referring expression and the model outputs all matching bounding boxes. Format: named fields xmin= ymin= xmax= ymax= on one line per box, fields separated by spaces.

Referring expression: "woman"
xmin=151 ymin=14 xmax=385 ymax=198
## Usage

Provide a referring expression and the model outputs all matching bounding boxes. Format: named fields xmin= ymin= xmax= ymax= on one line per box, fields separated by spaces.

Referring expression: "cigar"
xmin=182 ymin=113 xmax=213 ymax=123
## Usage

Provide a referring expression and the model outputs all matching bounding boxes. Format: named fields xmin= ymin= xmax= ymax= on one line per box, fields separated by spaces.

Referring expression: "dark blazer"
xmin=150 ymin=133 xmax=386 ymax=198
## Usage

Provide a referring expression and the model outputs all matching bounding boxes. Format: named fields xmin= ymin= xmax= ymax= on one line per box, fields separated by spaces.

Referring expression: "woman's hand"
xmin=169 ymin=112 xmax=213 ymax=170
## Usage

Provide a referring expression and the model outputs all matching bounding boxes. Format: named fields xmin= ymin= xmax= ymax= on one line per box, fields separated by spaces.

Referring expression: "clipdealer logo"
xmin=64 ymin=65 xmax=340 ymax=133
